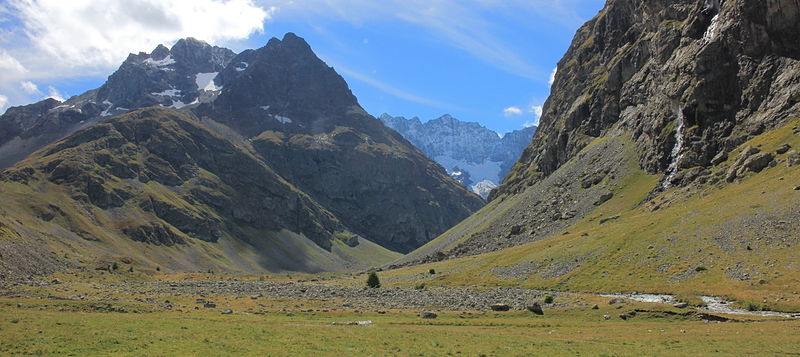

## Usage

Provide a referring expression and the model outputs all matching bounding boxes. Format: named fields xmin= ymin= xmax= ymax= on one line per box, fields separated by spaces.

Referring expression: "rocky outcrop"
xmin=494 ymin=0 xmax=800 ymax=200
xmin=380 ymin=113 xmax=536 ymax=198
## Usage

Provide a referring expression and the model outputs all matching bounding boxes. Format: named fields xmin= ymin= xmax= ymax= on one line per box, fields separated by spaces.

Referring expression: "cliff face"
xmin=494 ymin=0 xmax=800 ymax=200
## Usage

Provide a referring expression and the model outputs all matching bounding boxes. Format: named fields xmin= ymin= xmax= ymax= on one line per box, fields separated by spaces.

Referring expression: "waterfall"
xmin=663 ymin=102 xmax=686 ymax=188
xmin=702 ymin=13 xmax=720 ymax=43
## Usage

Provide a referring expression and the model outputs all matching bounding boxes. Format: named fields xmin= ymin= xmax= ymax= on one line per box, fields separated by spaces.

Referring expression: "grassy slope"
xmin=379 ymin=119 xmax=800 ymax=310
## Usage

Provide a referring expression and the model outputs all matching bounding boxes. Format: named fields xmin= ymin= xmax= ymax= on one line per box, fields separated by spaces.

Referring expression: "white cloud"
xmin=523 ymin=104 xmax=543 ymax=128
xmin=8 ymin=0 xmax=273 ymax=69
xmin=548 ymin=66 xmax=557 ymax=87
xmin=0 ymin=95 xmax=8 ymax=110
xmin=20 ymin=80 xmax=39 ymax=94
xmin=530 ymin=105 xmax=543 ymax=117
xmin=0 ymin=50 xmax=26 ymax=75
xmin=46 ymin=86 xmax=63 ymax=102
xmin=503 ymin=106 xmax=523 ymax=116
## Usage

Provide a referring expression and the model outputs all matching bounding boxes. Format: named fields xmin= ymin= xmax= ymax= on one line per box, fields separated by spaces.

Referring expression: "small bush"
xmin=544 ymin=295 xmax=555 ymax=304
xmin=128 ymin=266 xmax=134 ymax=273
xmin=429 ymin=269 xmax=436 ymax=275
xmin=156 ymin=266 xmax=161 ymax=272
xmin=111 ymin=262 xmax=119 ymax=270
xmin=366 ymin=271 xmax=381 ymax=288
xmin=694 ymin=266 xmax=707 ymax=272
xmin=415 ymin=282 xmax=426 ymax=290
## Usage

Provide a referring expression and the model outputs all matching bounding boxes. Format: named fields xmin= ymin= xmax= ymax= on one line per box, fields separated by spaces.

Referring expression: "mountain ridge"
xmin=0 ymin=33 xmax=482 ymax=275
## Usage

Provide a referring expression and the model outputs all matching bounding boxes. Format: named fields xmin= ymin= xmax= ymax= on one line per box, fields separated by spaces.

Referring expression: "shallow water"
xmin=598 ymin=293 xmax=800 ymax=318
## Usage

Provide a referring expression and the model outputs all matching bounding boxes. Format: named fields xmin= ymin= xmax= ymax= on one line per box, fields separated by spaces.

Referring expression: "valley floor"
xmin=2 ymin=272 xmax=800 ymax=356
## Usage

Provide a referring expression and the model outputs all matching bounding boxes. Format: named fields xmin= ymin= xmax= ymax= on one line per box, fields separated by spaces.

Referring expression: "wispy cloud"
xmin=503 ymin=106 xmax=523 ymax=116
xmin=523 ymin=104 xmax=543 ymax=128
xmin=262 ymin=0 xmax=593 ymax=81
xmin=548 ymin=66 xmax=558 ymax=87
xmin=334 ymin=64 xmax=459 ymax=111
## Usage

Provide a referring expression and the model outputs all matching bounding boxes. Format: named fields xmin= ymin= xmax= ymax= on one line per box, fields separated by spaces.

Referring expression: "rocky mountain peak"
xmin=205 ymin=32 xmax=360 ymax=136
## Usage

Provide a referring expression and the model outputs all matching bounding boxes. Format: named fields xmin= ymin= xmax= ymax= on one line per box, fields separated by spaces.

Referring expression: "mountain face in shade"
xmin=0 ymin=33 xmax=483 ymax=276
xmin=379 ymin=113 xmax=536 ymax=198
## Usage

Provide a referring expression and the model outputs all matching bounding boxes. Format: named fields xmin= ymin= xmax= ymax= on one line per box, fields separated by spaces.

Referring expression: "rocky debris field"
xmin=11 ymin=279 xmax=561 ymax=313
xmin=114 ymin=280 xmax=560 ymax=312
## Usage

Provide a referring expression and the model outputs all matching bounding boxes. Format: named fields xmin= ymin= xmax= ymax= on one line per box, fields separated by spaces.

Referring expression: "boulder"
xmin=490 ymin=304 xmax=511 ymax=311
xmin=221 ymin=309 xmax=233 ymax=314
xmin=788 ymin=150 xmax=800 ymax=167
xmin=527 ymin=302 xmax=544 ymax=315
xmin=594 ymin=192 xmax=614 ymax=206
xmin=204 ymin=302 xmax=216 ymax=308
xmin=608 ymin=298 xmax=626 ymax=305
xmin=673 ymin=302 xmax=689 ymax=308
xmin=742 ymin=153 xmax=774 ymax=173
xmin=776 ymin=144 xmax=792 ymax=155
xmin=419 ymin=311 xmax=437 ymax=319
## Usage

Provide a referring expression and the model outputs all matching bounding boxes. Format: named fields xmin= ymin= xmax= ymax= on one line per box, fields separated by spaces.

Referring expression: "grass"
xmin=2 ymin=296 xmax=800 ymax=356
xmin=377 ymin=118 xmax=800 ymax=311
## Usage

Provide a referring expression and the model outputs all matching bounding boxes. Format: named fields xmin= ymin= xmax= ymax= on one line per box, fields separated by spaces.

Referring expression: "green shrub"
xmin=544 ymin=295 xmax=555 ymax=304
xmin=366 ymin=271 xmax=381 ymax=288
xmin=429 ymin=269 xmax=436 ymax=275
xmin=111 ymin=262 xmax=119 ymax=270
xmin=415 ymin=282 xmax=426 ymax=290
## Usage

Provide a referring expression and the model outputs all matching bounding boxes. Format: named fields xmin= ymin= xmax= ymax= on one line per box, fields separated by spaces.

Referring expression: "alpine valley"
xmin=2 ymin=0 xmax=800 ymax=355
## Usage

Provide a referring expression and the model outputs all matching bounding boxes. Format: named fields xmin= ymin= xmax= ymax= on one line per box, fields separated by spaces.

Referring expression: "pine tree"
xmin=366 ymin=271 xmax=381 ymax=288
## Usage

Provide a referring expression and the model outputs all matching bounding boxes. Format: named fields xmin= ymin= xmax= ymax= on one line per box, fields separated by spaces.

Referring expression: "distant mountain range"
xmin=379 ymin=114 xmax=536 ymax=198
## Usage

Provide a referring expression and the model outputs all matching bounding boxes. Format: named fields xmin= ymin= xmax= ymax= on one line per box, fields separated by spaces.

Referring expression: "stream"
xmin=599 ymin=293 xmax=800 ymax=318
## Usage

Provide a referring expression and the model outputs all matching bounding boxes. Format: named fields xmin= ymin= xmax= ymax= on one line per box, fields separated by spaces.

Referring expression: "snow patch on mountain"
xmin=471 ymin=180 xmax=498 ymax=198
xmin=195 ymin=72 xmax=221 ymax=91
xmin=144 ymin=55 xmax=176 ymax=68
xmin=151 ymin=88 xmax=182 ymax=97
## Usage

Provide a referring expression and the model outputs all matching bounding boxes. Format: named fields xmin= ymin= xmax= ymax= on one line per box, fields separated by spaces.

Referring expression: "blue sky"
xmin=0 ymin=0 xmax=605 ymax=134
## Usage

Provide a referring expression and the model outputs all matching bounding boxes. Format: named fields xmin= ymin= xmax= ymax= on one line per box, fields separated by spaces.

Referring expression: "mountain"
xmin=379 ymin=114 xmax=536 ymax=198
xmin=0 ymin=33 xmax=482 ymax=276
xmin=391 ymin=0 xmax=800 ymax=301
xmin=0 ymin=38 xmax=235 ymax=169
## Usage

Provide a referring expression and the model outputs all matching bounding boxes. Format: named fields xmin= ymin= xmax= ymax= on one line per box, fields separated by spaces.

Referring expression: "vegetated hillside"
xmin=390 ymin=0 xmax=800 ymax=302
xmin=379 ymin=113 xmax=536 ymax=199
xmin=0 ymin=33 xmax=481 ymax=276
xmin=0 ymin=107 xmax=400 ymax=276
